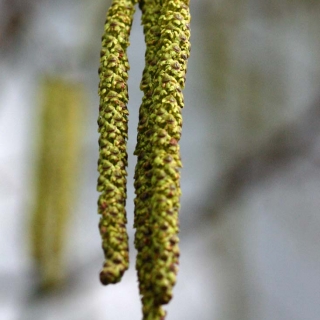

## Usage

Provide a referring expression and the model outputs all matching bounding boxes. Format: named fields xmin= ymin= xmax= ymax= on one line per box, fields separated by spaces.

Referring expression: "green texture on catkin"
xmin=134 ymin=0 xmax=166 ymax=318
xmin=97 ymin=0 xmax=137 ymax=285
xmin=134 ymin=0 xmax=191 ymax=318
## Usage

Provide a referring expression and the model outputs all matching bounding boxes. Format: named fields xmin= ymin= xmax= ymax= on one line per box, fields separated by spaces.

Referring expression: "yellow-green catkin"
xmin=31 ymin=77 xmax=83 ymax=289
xmin=134 ymin=0 xmax=191 ymax=318
xmin=97 ymin=0 xmax=137 ymax=285
xmin=134 ymin=0 xmax=166 ymax=318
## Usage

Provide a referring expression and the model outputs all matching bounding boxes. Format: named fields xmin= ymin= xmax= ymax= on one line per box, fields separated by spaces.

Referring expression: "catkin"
xmin=31 ymin=77 xmax=83 ymax=289
xmin=97 ymin=0 xmax=191 ymax=316
xmin=134 ymin=0 xmax=191 ymax=318
xmin=134 ymin=0 xmax=166 ymax=318
xmin=97 ymin=0 xmax=137 ymax=285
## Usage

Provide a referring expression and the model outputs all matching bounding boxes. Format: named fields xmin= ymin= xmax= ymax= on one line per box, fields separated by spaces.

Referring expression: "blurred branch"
xmin=0 ymin=0 xmax=39 ymax=53
xmin=208 ymin=96 xmax=320 ymax=214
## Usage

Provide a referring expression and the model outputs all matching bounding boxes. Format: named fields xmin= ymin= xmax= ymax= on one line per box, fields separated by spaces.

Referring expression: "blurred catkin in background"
xmin=30 ymin=76 xmax=84 ymax=289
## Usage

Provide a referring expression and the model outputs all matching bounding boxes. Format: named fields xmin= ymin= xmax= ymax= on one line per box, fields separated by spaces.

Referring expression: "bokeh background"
xmin=1 ymin=0 xmax=320 ymax=319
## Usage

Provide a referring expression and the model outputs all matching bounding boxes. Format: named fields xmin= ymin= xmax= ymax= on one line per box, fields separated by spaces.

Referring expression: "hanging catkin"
xmin=97 ymin=0 xmax=191 ymax=317
xmin=134 ymin=0 xmax=191 ymax=318
xmin=134 ymin=0 xmax=166 ymax=318
xmin=31 ymin=77 xmax=83 ymax=289
xmin=97 ymin=0 xmax=137 ymax=285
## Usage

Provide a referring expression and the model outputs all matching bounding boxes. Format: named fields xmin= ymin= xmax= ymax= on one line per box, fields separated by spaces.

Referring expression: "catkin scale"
xmin=97 ymin=0 xmax=137 ymax=285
